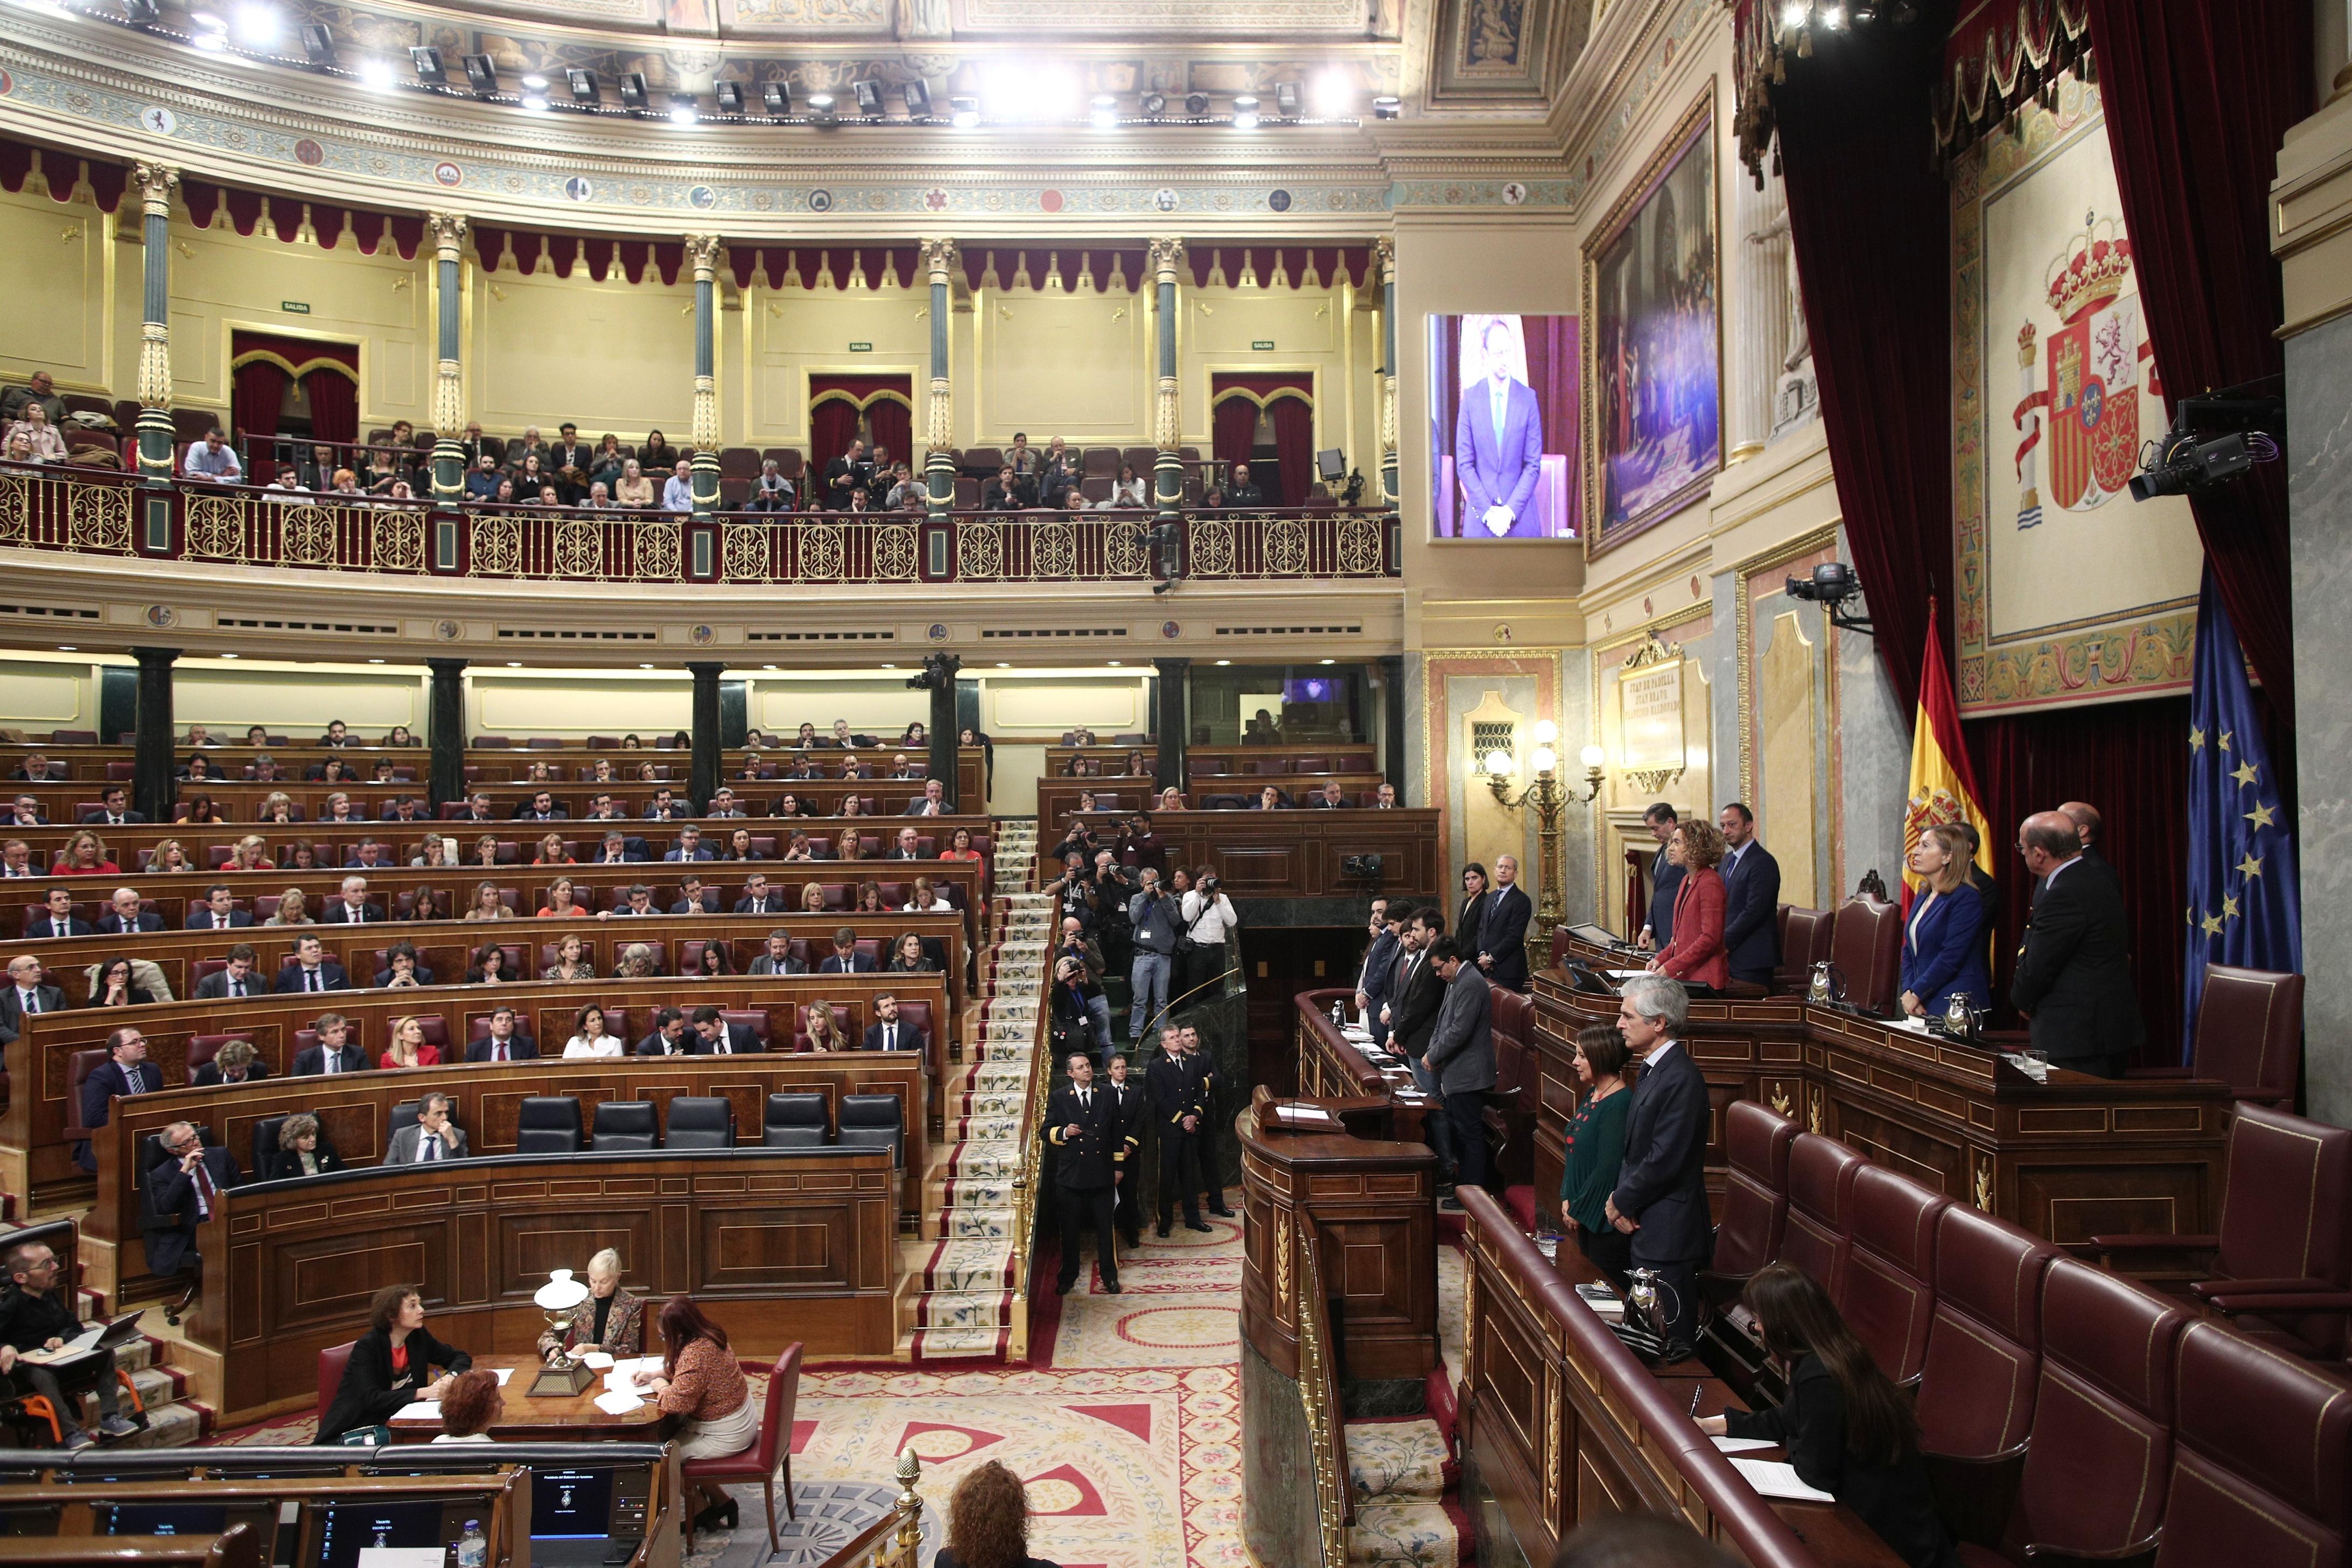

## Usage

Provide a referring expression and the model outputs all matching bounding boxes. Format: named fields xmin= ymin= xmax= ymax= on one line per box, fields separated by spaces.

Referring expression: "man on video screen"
xmin=1454 ymin=316 xmax=1543 ymax=537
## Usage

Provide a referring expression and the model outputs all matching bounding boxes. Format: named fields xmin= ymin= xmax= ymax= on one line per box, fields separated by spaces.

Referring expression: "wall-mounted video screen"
xmin=1426 ymin=313 xmax=1580 ymax=540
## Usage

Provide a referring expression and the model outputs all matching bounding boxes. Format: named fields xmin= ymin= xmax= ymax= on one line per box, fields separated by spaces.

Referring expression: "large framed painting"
xmin=1584 ymin=90 xmax=1721 ymax=556
xmin=1950 ymin=74 xmax=2200 ymax=714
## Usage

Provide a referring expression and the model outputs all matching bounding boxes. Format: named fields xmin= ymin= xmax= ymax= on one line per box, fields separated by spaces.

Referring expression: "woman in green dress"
xmin=1558 ymin=1024 xmax=1633 ymax=1287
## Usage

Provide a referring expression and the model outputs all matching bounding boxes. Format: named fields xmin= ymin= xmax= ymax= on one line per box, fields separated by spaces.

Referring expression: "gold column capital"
xmin=685 ymin=233 xmax=722 ymax=281
xmin=1147 ymin=237 xmax=1186 ymax=286
xmin=1372 ymin=233 xmax=1396 ymax=278
xmin=427 ymin=212 xmax=469 ymax=261
xmin=132 ymin=162 xmax=178 ymax=217
xmin=921 ymin=237 xmax=958 ymax=284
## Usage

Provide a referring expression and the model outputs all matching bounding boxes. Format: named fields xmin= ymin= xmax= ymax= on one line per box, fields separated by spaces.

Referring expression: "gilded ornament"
xmin=799 ymin=521 xmax=844 ymax=580
xmin=554 ymin=519 xmax=603 ymax=578
xmin=1264 ymin=516 xmax=1308 ymax=576
xmin=1190 ymin=515 xmax=1234 ymax=576
xmin=471 ymin=516 xmax=521 ymax=576
xmin=373 ymin=510 xmax=425 ymax=572
xmin=0 ymin=474 xmax=31 ymax=543
xmin=633 ymin=520 xmax=680 ymax=580
xmin=958 ymin=521 xmax=1004 ymax=579
xmin=872 ymin=523 xmax=919 ymax=581
xmin=1104 ymin=520 xmax=1150 ymax=577
xmin=723 ymin=523 xmax=770 ymax=581
xmin=1031 ymin=519 xmax=1076 ymax=578
xmin=278 ymin=505 xmax=337 ymax=566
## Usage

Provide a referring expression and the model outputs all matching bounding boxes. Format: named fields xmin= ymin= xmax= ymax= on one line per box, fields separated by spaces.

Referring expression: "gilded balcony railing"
xmin=0 ymin=462 xmax=1399 ymax=585
xmin=1296 ymin=1208 xmax=1351 ymax=1565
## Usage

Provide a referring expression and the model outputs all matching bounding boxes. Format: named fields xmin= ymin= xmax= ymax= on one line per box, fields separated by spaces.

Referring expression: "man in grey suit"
xmin=1606 ymin=975 xmax=1711 ymax=1358
xmin=384 ymin=1093 xmax=467 ymax=1165
xmin=1423 ymin=937 xmax=1496 ymax=1199
xmin=903 ymin=778 xmax=947 ymax=816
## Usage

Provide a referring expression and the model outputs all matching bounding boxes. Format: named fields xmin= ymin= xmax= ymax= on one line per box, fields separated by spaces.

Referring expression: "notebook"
xmin=1730 ymin=1458 xmax=1835 ymax=1503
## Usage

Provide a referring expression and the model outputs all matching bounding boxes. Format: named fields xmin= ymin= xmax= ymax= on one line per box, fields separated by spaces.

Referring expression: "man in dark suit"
xmin=1308 ymin=780 xmax=1352 ymax=809
xmin=512 ymin=790 xmax=568 ymax=823
xmin=96 ymin=887 xmax=162 ymax=936
xmin=79 ymin=787 xmax=146 ymax=827
xmin=8 ymin=795 xmax=50 ymax=826
xmin=185 ymin=885 xmax=253 ymax=930
xmin=292 ymin=1013 xmax=370 ymax=1076
xmin=30 ymin=889 xmax=90 ymax=940
xmin=1180 ymin=1025 xmax=1232 ymax=1217
xmin=76 ymin=1026 xmax=158 ymax=1173
xmin=1716 ymin=803 xmax=1781 ymax=989
xmin=2057 ymin=800 xmax=2120 ymax=890
xmin=1424 ymin=938 xmax=1497 ymax=1198
xmin=464 ymin=1006 xmax=538 ymax=1063
xmin=1606 ymin=975 xmax=1711 ymax=1357
xmin=549 ymin=422 xmax=594 ymax=503
xmin=822 ymin=437 xmax=869 ymax=510
xmin=690 ymin=1004 xmax=761 ymax=1055
xmin=0 ymin=954 xmax=64 ymax=1046
xmin=663 ymin=827 xmax=714 ymax=863
xmin=1636 ymin=804 xmax=1684 ymax=951
xmin=888 ymin=827 xmax=925 ymax=862
xmin=1353 ymin=899 xmax=1399 ymax=1047
xmin=2011 ymin=810 xmax=2142 ymax=1077
xmin=733 ymin=873 xmax=789 ymax=915
xmin=863 ymin=993 xmax=923 ymax=1053
xmin=144 ymin=1119 xmax=242 ymax=1281
xmin=748 ymin=930 xmax=806 ymax=975
xmin=190 ymin=1041 xmax=267 ymax=1086
xmin=1478 ymin=855 xmax=1532 ymax=991
xmin=1385 ymin=909 xmax=1454 ymax=1181
xmin=320 ymin=876 xmax=384 ymax=926
xmin=384 ymin=1094 xmax=467 ymax=1164
xmin=1104 ymin=1052 xmax=1147 ymax=1248
xmin=1043 ymin=1050 xmax=1126 ymax=1293
xmin=636 ymin=1006 xmax=692 ymax=1055
xmin=194 ymin=945 xmax=264 ymax=1000
xmin=270 ymin=935 xmax=349 ymax=994
xmin=591 ymin=831 xmax=642 ymax=865
xmin=1145 ymin=1025 xmax=1208 ymax=1235
xmin=818 ymin=927 xmax=876 ymax=974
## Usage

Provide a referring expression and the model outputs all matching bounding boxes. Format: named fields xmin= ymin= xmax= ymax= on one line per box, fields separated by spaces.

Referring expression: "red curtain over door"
xmin=809 ymin=374 xmax=913 ymax=473
xmin=306 ymin=371 xmax=358 ymax=448
xmin=1211 ymin=396 xmax=1262 ymax=491
xmin=1268 ymin=396 xmax=1314 ymax=507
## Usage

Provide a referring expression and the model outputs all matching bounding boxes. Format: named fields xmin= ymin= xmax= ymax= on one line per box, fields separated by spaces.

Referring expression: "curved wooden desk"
xmin=194 ymin=1147 xmax=897 ymax=1425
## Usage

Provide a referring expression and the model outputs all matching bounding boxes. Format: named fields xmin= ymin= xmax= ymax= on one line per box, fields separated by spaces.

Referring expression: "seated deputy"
xmin=317 ymin=1282 xmax=472 ymax=1444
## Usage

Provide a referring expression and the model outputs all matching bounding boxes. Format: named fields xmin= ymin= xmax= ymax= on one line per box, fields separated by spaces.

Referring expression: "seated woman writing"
xmin=537 ymin=1248 xmax=646 ymax=1361
xmin=635 ymin=1294 xmax=755 ymax=1532
xmin=317 ymin=1282 xmax=473 ymax=1444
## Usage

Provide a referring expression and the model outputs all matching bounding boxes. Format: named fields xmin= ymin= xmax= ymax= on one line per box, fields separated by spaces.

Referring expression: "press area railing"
xmin=0 ymin=461 xmax=1401 ymax=585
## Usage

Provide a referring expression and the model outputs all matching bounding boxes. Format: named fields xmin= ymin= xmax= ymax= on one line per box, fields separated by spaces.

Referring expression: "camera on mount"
xmin=1784 ymin=561 xmax=1874 ymax=636
xmin=2130 ymin=391 xmax=2284 ymax=502
xmin=1341 ymin=855 xmax=1382 ymax=878
xmin=905 ymin=650 xmax=960 ymax=691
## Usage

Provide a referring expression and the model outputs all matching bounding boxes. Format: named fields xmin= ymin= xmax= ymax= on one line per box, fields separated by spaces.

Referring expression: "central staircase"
xmin=1346 ymin=1413 xmax=1468 ymax=1566
xmin=900 ymin=817 xmax=1047 ymax=1361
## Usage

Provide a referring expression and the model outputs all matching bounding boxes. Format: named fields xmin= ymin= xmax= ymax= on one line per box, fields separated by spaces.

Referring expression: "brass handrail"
xmin=810 ymin=1447 xmax=927 ymax=1568
xmin=1296 ymin=1208 xmax=1352 ymax=1562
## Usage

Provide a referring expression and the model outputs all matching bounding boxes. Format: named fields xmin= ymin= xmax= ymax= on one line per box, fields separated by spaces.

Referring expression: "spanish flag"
xmin=1903 ymin=599 xmax=1990 ymax=910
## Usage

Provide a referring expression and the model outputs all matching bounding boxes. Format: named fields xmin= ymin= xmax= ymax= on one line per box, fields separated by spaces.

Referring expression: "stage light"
xmin=1310 ymin=69 xmax=1354 ymax=116
xmin=300 ymin=22 xmax=334 ymax=61
xmin=192 ymin=23 xmax=229 ymax=51
xmin=902 ymin=80 xmax=932 ymax=118
xmin=982 ymin=61 xmax=1075 ymax=121
xmin=1275 ymin=81 xmax=1300 ymax=118
xmin=520 ymin=92 xmax=549 ymax=112
xmin=519 ymin=71 xmax=547 ymax=89
xmin=713 ymin=79 xmax=745 ymax=114
xmin=618 ymin=71 xmax=649 ymax=109
xmin=668 ymin=94 xmax=698 ymax=124
xmin=853 ymin=79 xmax=885 ymax=117
xmin=761 ymin=80 xmax=791 ymax=116
xmin=462 ymin=53 xmax=498 ymax=95
xmin=1371 ymin=94 xmax=1401 ymax=118
xmin=1781 ymin=1 xmax=1808 ymax=25
xmin=410 ymin=46 xmax=446 ymax=85
xmin=806 ymin=90 xmax=836 ymax=119
xmin=233 ymin=2 xmax=281 ymax=48
xmin=358 ymin=54 xmax=397 ymax=90
xmin=1090 ymin=93 xmax=1118 ymax=130
xmin=568 ymin=68 xmax=599 ymax=103
xmin=1819 ymin=3 xmax=1845 ymax=25
xmin=124 ymin=0 xmax=161 ymax=24
xmin=1185 ymin=91 xmax=1209 ymax=117
xmin=1231 ymin=94 xmax=1260 ymax=129
xmin=1140 ymin=90 xmax=1166 ymax=116
xmin=949 ymin=95 xmax=979 ymax=128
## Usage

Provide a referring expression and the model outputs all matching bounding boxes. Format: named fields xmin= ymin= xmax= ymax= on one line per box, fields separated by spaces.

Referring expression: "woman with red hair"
xmin=636 ymin=1295 xmax=754 ymax=1532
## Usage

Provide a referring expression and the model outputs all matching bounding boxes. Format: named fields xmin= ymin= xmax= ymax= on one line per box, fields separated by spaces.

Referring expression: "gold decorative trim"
xmin=1731 ymin=522 xmax=1842 ymax=811
xmin=227 ymin=349 xmax=359 ymax=382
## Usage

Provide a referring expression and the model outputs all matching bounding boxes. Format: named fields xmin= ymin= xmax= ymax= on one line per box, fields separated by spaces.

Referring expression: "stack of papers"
xmin=1730 ymin=1458 xmax=1835 ymax=1503
xmin=1710 ymin=1436 xmax=1776 ymax=1454
xmin=389 ymin=1402 xmax=443 ymax=1424
xmin=604 ymin=1356 xmax=662 ymax=1393
xmin=594 ymin=1389 xmax=648 ymax=1415
xmin=578 ymin=1352 xmax=616 ymax=1370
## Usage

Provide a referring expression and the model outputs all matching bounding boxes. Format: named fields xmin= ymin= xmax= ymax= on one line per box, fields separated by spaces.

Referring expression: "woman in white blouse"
xmin=1097 ymin=462 xmax=1147 ymax=509
xmin=904 ymin=876 xmax=953 ymax=913
xmin=563 ymin=1003 xmax=626 ymax=1058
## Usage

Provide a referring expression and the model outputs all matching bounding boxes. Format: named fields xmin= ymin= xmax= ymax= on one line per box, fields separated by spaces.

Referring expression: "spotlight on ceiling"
xmin=713 ymin=78 xmax=745 ymax=114
xmin=806 ymin=91 xmax=837 ymax=123
xmin=1231 ymin=93 xmax=1261 ymax=129
xmin=299 ymin=21 xmax=333 ymax=61
xmin=853 ymin=79 xmax=885 ymax=117
xmin=760 ymin=80 xmax=792 ymax=116
xmin=461 ymin=53 xmax=498 ymax=95
xmin=520 ymin=71 xmax=547 ymax=89
xmin=1371 ymin=94 xmax=1401 ymax=119
xmin=1184 ymin=91 xmax=1209 ymax=118
xmin=192 ymin=22 xmax=229 ymax=52
xmin=949 ymin=95 xmax=980 ymax=129
xmin=233 ymin=2 xmax=281 ymax=48
xmin=668 ymin=94 xmax=698 ymax=125
xmin=1275 ymin=81 xmax=1300 ymax=118
xmin=1140 ymin=90 xmax=1167 ymax=116
xmin=357 ymin=54 xmax=397 ymax=91
xmin=1311 ymin=68 xmax=1354 ymax=117
xmin=124 ymin=0 xmax=161 ymax=24
xmin=566 ymin=67 xmax=599 ymax=103
xmin=409 ymin=46 xmax=446 ymax=85
xmin=902 ymin=79 xmax=932 ymax=118
xmin=1090 ymin=93 xmax=1119 ymax=130
xmin=520 ymin=91 xmax=549 ymax=112
xmin=618 ymin=71 xmax=649 ymax=109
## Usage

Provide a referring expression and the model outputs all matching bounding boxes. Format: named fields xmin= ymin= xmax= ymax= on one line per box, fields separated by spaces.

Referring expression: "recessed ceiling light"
xmin=219 ymin=652 xmax=239 ymax=659
xmin=1090 ymin=94 xmax=1118 ymax=131
xmin=507 ymin=661 xmax=522 ymax=668
xmin=519 ymin=72 xmax=548 ymax=90
xmin=881 ymin=663 xmax=897 ymax=669
xmin=1320 ymin=657 xmax=1335 ymax=664
xmin=1311 ymin=69 xmax=1354 ymax=117
xmin=56 ymin=646 xmax=76 ymax=653
xmin=640 ymin=663 xmax=655 ymax=670
xmin=368 ymin=657 xmax=385 ymax=663
xmin=762 ymin=663 xmax=777 ymax=670
xmin=1107 ymin=660 xmax=1122 ymax=667
xmin=1231 ymin=94 xmax=1261 ymax=130
xmin=949 ymin=96 xmax=979 ymax=129
xmin=1215 ymin=659 xmax=1231 ymax=666
xmin=520 ymin=92 xmax=549 ymax=112
xmin=996 ymin=662 xmax=1011 ymax=668
xmin=357 ymin=55 xmax=397 ymax=91
xmin=233 ymin=2 xmax=281 ymax=48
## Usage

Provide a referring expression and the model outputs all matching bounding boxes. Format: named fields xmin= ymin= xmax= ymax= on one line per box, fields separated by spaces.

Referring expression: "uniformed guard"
xmin=1104 ymin=1052 xmax=1146 ymax=1249
xmin=1181 ymin=1024 xmax=1235 ymax=1218
xmin=1042 ymin=1050 xmax=1124 ymax=1294
xmin=1146 ymin=1024 xmax=1209 ymax=1236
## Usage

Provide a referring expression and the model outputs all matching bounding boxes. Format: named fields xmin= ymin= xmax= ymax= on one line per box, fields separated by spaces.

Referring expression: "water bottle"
xmin=1331 ymin=1000 xmax=1345 ymax=1028
xmin=456 ymin=1520 xmax=487 ymax=1568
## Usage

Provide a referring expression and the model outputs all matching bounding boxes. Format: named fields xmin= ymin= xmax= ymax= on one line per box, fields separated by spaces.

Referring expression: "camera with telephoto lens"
xmin=1341 ymin=855 xmax=1382 ymax=878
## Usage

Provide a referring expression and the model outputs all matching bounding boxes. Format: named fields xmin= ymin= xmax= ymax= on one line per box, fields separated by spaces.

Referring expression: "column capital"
xmin=921 ymin=237 xmax=959 ymax=283
xmin=685 ymin=234 xmax=723 ymax=281
xmin=130 ymin=645 xmax=182 ymax=667
xmin=1372 ymin=234 xmax=1396 ymax=276
xmin=132 ymin=162 xmax=178 ymax=217
xmin=1147 ymin=237 xmax=1187 ymax=284
xmin=428 ymin=212 xmax=469 ymax=258
xmin=425 ymin=656 xmax=470 ymax=676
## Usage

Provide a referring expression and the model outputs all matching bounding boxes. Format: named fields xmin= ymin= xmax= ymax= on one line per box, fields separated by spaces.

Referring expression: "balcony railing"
xmin=0 ymin=461 xmax=1401 ymax=586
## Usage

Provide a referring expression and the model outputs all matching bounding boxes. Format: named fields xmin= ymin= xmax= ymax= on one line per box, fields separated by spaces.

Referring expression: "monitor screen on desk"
xmin=530 ymin=1468 xmax=613 ymax=1539
xmin=310 ymin=1497 xmax=463 ymax=1568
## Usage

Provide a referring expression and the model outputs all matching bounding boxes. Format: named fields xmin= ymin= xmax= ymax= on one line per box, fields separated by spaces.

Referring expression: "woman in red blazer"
xmin=1650 ymin=817 xmax=1729 ymax=990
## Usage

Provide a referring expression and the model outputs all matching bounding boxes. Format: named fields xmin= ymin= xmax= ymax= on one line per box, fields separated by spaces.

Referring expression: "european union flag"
xmin=2183 ymin=566 xmax=2301 ymax=1062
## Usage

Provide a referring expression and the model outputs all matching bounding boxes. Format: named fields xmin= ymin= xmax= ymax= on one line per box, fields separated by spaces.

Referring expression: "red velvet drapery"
xmin=306 ymin=370 xmax=357 ymax=448
xmin=867 ymin=398 xmax=912 ymax=468
xmin=230 ymin=356 xmax=287 ymax=451
xmin=1268 ymin=395 xmax=1315 ymax=507
xmin=2079 ymin=0 xmax=2308 ymax=724
xmin=810 ymin=400 xmax=862 ymax=477
xmin=809 ymin=375 xmax=912 ymax=478
xmin=1211 ymin=396 xmax=1263 ymax=494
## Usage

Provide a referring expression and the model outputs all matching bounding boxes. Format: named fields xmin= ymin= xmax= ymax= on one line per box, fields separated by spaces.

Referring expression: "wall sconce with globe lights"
xmin=1482 ymin=721 xmax=1607 ymax=976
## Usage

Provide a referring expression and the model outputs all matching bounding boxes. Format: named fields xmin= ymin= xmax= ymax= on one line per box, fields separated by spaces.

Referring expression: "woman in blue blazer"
xmin=1899 ymin=823 xmax=1990 ymax=1019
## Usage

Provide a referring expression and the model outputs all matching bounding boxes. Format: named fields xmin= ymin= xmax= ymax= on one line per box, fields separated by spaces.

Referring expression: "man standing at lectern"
xmin=1606 ymin=975 xmax=1709 ymax=1359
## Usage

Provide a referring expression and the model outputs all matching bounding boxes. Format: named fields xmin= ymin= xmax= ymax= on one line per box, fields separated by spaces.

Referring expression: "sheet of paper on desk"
xmin=358 ymin=1549 xmax=447 ymax=1568
xmin=389 ymin=1402 xmax=442 ymax=1424
xmin=1730 ymin=1458 xmax=1836 ymax=1502
xmin=1604 ymin=968 xmax=1651 ymax=979
xmin=594 ymin=1390 xmax=647 ymax=1415
xmin=1711 ymin=1436 xmax=1777 ymax=1454
xmin=491 ymin=1368 xmax=514 ymax=1384
xmin=579 ymin=1352 xmax=615 ymax=1370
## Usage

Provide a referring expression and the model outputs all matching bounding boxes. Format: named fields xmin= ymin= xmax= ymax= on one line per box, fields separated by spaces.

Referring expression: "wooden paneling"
xmin=1047 ymin=808 xmax=1443 ymax=900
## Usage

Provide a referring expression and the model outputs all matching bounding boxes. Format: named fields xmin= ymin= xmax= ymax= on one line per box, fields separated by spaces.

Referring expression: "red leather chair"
xmin=681 ymin=1343 xmax=803 ymax=1552
xmin=317 ymin=1341 xmax=355 ymax=1429
xmin=2126 ymin=963 xmax=2302 ymax=1109
xmin=1776 ymin=1133 xmax=1865 ymax=1299
xmin=2145 ymin=1320 xmax=2352 ymax=1568
xmin=891 ymin=999 xmax=935 ymax=1053
xmin=721 ymin=1007 xmax=772 ymax=1047
xmin=1483 ymin=984 xmax=1537 ymax=1190
xmin=1773 ymin=906 xmax=1836 ymax=994
xmin=1828 ymin=893 xmax=1903 ymax=1015
xmin=1839 ymin=1164 xmax=1950 ymax=1385
xmin=1702 ymin=1100 xmax=1797 ymax=1299
xmin=2085 ymin=1102 xmax=2352 ymax=1360
xmin=1917 ymin=1204 xmax=2059 ymax=1461
xmin=1969 ymin=1259 xmax=2188 ymax=1567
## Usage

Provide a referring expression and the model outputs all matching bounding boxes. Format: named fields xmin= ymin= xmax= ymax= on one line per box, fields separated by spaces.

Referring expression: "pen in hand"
xmin=1688 ymin=1386 xmax=1703 ymax=1419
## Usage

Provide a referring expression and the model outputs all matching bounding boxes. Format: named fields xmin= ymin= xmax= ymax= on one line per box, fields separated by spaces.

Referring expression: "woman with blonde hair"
xmin=537 ymin=1248 xmax=644 ymax=1360
xmin=800 ymin=880 xmax=828 ymax=913
xmin=228 ymin=832 xmax=276 ymax=869
xmin=537 ymin=876 xmax=589 ymax=918
xmin=543 ymin=932 xmax=596 ymax=982
xmin=615 ymin=942 xmax=660 ymax=979
xmin=905 ymin=876 xmax=951 ymax=913
xmin=470 ymin=834 xmax=502 ymax=868
xmin=800 ymin=1000 xmax=847 ymax=1054
xmin=267 ymin=887 xmax=316 ymax=926
xmin=257 ymin=792 xmax=296 ymax=825
xmin=1898 ymin=822 xmax=1991 ymax=1019
xmin=55 ymin=830 xmax=117 ymax=876
xmin=381 ymin=1015 xmax=440 ymax=1069
xmin=146 ymin=839 xmax=193 ymax=875
xmin=465 ymin=881 xmax=514 ymax=922
xmin=534 ymin=832 xmax=574 ymax=866
xmin=936 ymin=1460 xmax=1055 ymax=1568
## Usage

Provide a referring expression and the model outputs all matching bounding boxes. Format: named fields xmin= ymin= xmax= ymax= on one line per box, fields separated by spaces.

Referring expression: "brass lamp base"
xmin=530 ymin=1359 xmax=597 ymax=1397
